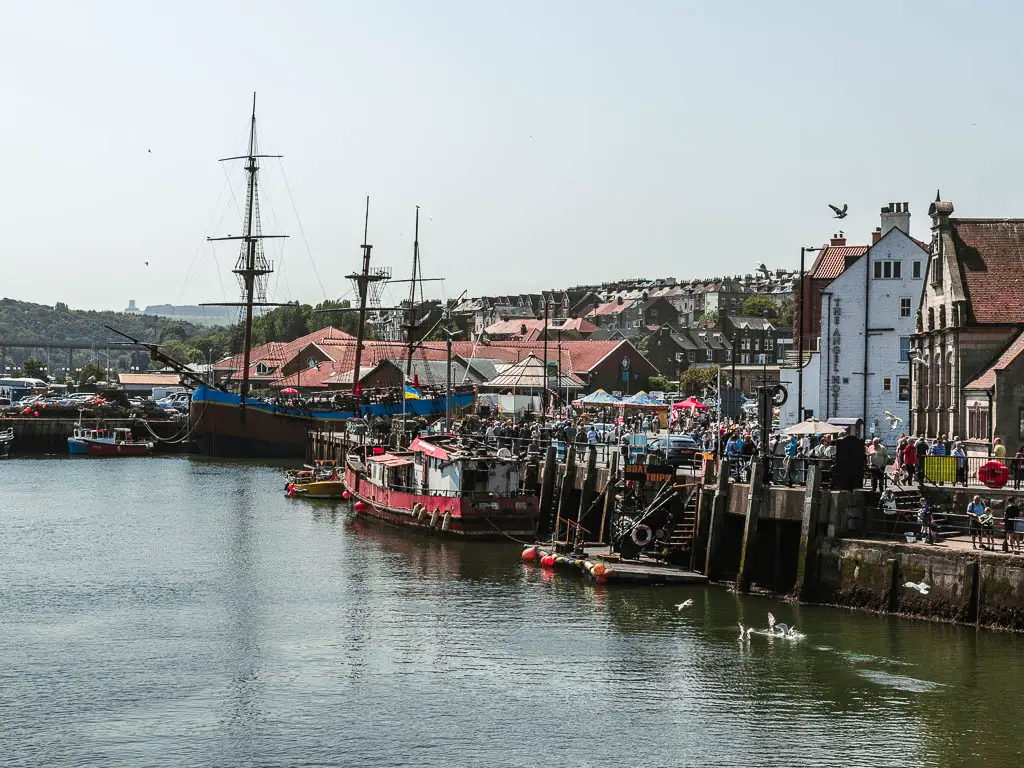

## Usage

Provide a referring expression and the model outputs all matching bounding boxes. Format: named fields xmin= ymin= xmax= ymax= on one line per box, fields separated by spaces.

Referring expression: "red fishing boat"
xmin=82 ymin=428 xmax=154 ymax=457
xmin=344 ymin=437 xmax=539 ymax=538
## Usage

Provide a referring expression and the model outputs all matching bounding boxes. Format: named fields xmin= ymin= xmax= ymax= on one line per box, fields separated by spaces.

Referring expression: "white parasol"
xmin=784 ymin=417 xmax=847 ymax=436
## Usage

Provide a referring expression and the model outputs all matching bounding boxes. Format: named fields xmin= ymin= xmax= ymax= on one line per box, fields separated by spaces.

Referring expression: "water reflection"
xmin=1 ymin=457 xmax=1022 ymax=767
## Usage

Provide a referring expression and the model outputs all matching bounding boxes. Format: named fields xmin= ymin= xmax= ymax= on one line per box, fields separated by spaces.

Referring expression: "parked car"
xmin=647 ymin=435 xmax=702 ymax=467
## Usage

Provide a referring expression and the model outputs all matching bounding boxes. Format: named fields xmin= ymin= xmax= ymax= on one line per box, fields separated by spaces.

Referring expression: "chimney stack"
xmin=880 ymin=201 xmax=911 ymax=235
xmin=872 ymin=226 xmax=882 ymax=245
xmin=830 ymin=233 xmax=846 ymax=246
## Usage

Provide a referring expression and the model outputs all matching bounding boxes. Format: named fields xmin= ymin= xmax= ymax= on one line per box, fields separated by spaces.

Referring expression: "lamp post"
xmin=797 ymin=245 xmax=823 ymax=422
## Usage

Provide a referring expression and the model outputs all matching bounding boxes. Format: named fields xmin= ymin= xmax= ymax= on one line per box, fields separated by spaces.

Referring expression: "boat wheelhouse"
xmin=345 ymin=437 xmax=538 ymax=538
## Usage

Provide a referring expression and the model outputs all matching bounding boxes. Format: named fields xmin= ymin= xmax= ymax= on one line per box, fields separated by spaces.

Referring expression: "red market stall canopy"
xmin=673 ymin=397 xmax=709 ymax=411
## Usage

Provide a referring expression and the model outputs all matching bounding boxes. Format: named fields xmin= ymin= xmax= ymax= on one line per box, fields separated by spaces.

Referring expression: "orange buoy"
xmin=521 ymin=546 xmax=538 ymax=561
xmin=353 ymin=501 xmax=366 ymax=512
xmin=540 ymin=554 xmax=556 ymax=568
xmin=591 ymin=563 xmax=606 ymax=577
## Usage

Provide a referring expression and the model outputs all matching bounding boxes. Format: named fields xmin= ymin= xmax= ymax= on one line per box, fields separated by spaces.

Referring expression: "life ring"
xmin=631 ymin=524 xmax=653 ymax=547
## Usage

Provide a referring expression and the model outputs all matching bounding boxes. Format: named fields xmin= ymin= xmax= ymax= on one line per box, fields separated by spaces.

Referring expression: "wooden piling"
xmin=736 ymin=460 xmax=764 ymax=593
xmin=794 ymin=463 xmax=823 ymax=601
xmin=554 ymin=444 xmax=577 ymax=544
xmin=537 ymin=444 xmax=558 ymax=540
xmin=690 ymin=458 xmax=716 ymax=572
xmin=598 ymin=451 xmax=619 ymax=544
xmin=576 ymin=445 xmax=598 ymax=543
xmin=704 ymin=457 xmax=731 ymax=579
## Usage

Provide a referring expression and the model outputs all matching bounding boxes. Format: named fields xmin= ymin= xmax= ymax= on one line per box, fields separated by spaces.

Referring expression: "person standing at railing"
xmin=952 ymin=442 xmax=968 ymax=487
xmin=1013 ymin=448 xmax=1024 ymax=491
xmin=726 ymin=432 xmax=741 ymax=480
xmin=993 ymin=436 xmax=1006 ymax=459
xmin=914 ymin=435 xmax=928 ymax=484
xmin=783 ymin=435 xmax=799 ymax=486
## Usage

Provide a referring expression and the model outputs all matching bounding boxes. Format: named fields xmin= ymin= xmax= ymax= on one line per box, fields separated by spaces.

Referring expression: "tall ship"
xmin=188 ymin=96 xmax=470 ymax=458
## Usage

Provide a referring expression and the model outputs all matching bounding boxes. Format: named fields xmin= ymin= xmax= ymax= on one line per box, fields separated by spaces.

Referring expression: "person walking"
xmin=869 ymin=437 xmax=888 ymax=493
xmin=967 ymin=495 xmax=986 ymax=550
xmin=1014 ymin=448 xmax=1024 ymax=490
xmin=902 ymin=437 xmax=918 ymax=485
xmin=1003 ymin=498 xmax=1020 ymax=553
xmin=1006 ymin=498 xmax=1022 ymax=554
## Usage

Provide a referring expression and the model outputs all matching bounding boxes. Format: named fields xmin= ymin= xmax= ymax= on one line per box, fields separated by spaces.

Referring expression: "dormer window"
xmin=255 ymin=362 xmax=272 ymax=376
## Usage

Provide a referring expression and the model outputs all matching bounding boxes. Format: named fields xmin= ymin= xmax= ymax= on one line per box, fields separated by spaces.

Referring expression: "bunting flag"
xmin=404 ymin=384 xmax=422 ymax=401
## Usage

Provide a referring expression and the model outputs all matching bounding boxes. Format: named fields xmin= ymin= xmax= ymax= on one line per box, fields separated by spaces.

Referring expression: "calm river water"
xmin=2 ymin=457 xmax=1022 ymax=767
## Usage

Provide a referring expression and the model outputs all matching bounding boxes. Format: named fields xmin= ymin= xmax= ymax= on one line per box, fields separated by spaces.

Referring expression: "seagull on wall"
xmin=829 ymin=203 xmax=848 ymax=219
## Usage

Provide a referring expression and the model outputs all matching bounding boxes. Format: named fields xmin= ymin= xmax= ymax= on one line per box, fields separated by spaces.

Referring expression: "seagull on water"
xmin=738 ymin=622 xmax=753 ymax=640
xmin=829 ymin=203 xmax=848 ymax=219
xmin=904 ymin=581 xmax=931 ymax=595
xmin=675 ymin=599 xmax=694 ymax=611
xmin=768 ymin=611 xmax=794 ymax=636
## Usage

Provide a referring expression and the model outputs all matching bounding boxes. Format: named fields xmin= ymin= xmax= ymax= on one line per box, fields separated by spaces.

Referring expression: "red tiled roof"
xmin=264 ymin=339 xmax=656 ymax=387
xmin=214 ymin=326 xmax=355 ymax=375
xmin=484 ymin=317 xmax=597 ymax=337
xmin=951 ymin=219 xmax=1024 ymax=324
xmin=965 ymin=331 xmax=1024 ymax=390
xmin=589 ymin=300 xmax=634 ymax=316
xmin=811 ymin=245 xmax=868 ymax=280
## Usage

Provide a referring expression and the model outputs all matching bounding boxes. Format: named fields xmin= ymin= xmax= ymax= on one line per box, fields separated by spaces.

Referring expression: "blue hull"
xmin=68 ymin=438 xmax=87 ymax=455
xmin=188 ymin=385 xmax=475 ymax=458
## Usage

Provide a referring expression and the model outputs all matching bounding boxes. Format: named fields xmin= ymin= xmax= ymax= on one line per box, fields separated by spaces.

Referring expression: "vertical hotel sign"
xmin=830 ymin=298 xmax=842 ymax=416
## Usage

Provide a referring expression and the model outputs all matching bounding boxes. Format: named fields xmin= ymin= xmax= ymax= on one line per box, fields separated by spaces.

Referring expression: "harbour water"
xmin=2 ymin=457 xmax=1022 ymax=767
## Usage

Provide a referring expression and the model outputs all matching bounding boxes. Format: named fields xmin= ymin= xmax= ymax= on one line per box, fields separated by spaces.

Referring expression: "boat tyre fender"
xmin=430 ymin=509 xmax=439 ymax=528
xmin=441 ymin=511 xmax=452 ymax=532
xmin=413 ymin=503 xmax=424 ymax=521
xmin=631 ymin=524 xmax=653 ymax=547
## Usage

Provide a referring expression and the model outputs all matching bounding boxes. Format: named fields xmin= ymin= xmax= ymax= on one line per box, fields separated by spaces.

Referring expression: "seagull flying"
xmin=144 ymin=261 xmax=149 ymax=267
xmin=904 ymin=581 xmax=931 ymax=595
xmin=738 ymin=622 xmax=753 ymax=640
xmin=883 ymin=410 xmax=903 ymax=430
xmin=675 ymin=599 xmax=694 ymax=611
xmin=829 ymin=203 xmax=848 ymax=219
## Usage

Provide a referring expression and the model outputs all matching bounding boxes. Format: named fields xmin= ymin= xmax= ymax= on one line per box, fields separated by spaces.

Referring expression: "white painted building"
xmin=780 ymin=203 xmax=928 ymax=445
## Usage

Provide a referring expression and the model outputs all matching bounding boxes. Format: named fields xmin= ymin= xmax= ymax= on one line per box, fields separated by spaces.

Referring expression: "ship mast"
xmin=404 ymin=206 xmax=421 ymax=377
xmin=203 ymin=93 xmax=290 ymax=411
xmin=348 ymin=196 xmax=387 ymax=403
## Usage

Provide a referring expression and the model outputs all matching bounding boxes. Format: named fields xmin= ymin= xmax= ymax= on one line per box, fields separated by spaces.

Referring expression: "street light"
xmin=798 ymin=245 xmax=824 ymax=422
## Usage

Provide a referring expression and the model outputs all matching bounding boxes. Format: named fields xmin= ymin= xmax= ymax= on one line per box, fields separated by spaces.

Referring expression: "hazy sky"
xmin=3 ymin=0 xmax=1023 ymax=312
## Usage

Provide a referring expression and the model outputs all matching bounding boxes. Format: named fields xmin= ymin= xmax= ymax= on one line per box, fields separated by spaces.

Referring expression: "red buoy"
xmin=979 ymin=460 xmax=1009 ymax=489
xmin=342 ymin=490 xmax=351 ymax=500
xmin=540 ymin=554 xmax=556 ymax=568
xmin=521 ymin=546 xmax=538 ymax=562
xmin=353 ymin=501 xmax=366 ymax=512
